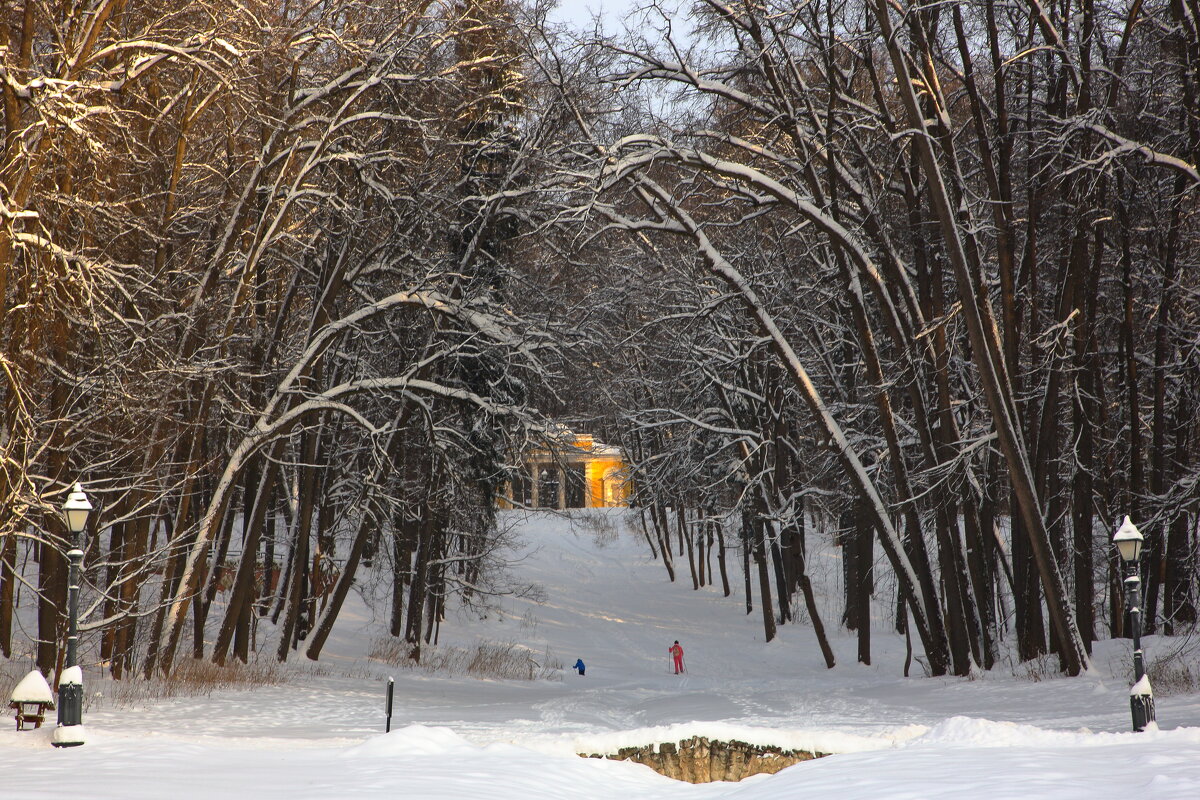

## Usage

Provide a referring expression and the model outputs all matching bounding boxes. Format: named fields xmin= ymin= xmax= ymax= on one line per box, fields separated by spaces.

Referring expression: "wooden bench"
xmin=10 ymin=699 xmax=52 ymax=731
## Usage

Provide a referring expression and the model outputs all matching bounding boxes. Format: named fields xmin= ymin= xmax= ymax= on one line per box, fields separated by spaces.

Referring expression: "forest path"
xmin=43 ymin=510 xmax=1200 ymax=748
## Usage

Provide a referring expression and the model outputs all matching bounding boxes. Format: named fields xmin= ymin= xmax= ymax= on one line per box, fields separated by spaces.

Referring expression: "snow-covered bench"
xmin=9 ymin=670 xmax=55 ymax=731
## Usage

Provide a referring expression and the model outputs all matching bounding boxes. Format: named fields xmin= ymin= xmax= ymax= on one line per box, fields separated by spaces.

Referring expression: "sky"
xmin=4 ymin=510 xmax=1200 ymax=798
xmin=549 ymin=0 xmax=691 ymax=35
xmin=551 ymin=0 xmax=640 ymax=29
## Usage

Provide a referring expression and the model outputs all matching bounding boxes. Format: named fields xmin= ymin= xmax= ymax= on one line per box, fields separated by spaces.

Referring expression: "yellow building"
xmin=501 ymin=432 xmax=629 ymax=509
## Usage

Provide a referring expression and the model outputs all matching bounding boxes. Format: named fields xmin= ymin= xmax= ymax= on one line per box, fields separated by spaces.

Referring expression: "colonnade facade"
xmin=500 ymin=433 xmax=629 ymax=509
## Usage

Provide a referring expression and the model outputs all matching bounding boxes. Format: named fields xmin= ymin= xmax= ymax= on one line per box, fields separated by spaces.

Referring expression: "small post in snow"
xmin=1113 ymin=517 xmax=1156 ymax=732
xmin=385 ymin=677 xmax=395 ymax=732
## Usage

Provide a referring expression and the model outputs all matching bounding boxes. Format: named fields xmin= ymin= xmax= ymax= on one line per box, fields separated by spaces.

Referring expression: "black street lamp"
xmin=1113 ymin=515 xmax=1155 ymax=733
xmin=52 ymin=482 xmax=91 ymax=748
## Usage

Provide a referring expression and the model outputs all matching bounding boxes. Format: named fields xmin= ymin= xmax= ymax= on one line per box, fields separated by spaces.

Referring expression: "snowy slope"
xmin=3 ymin=509 xmax=1200 ymax=798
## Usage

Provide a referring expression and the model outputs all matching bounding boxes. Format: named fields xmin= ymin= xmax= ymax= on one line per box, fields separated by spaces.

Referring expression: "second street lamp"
xmin=1113 ymin=516 xmax=1155 ymax=733
xmin=52 ymin=482 xmax=91 ymax=748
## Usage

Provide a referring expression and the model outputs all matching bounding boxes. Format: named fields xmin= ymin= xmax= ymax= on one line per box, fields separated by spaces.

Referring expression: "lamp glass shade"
xmin=1113 ymin=516 xmax=1144 ymax=564
xmin=62 ymin=483 xmax=92 ymax=534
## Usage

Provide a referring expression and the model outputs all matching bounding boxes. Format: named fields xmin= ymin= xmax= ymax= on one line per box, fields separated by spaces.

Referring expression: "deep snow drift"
xmin=3 ymin=510 xmax=1200 ymax=798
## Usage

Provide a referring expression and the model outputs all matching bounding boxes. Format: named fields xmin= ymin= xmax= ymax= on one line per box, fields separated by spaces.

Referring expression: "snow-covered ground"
xmin=4 ymin=510 xmax=1200 ymax=798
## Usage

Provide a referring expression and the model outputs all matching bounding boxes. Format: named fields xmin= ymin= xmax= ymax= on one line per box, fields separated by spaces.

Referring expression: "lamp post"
xmin=52 ymin=482 xmax=91 ymax=748
xmin=1113 ymin=515 xmax=1155 ymax=733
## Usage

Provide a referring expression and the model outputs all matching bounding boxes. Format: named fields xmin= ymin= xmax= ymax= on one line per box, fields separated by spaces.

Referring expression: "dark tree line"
xmin=0 ymin=0 xmax=1197 ymax=682
xmin=0 ymin=0 xmax=559 ymax=679
xmin=543 ymin=0 xmax=1199 ymax=677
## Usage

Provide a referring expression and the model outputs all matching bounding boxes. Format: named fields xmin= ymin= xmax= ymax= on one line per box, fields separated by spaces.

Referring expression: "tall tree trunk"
xmin=1071 ymin=233 xmax=1105 ymax=652
xmin=0 ymin=532 xmax=16 ymax=656
xmin=871 ymin=0 xmax=1087 ymax=675
xmin=390 ymin=515 xmax=414 ymax=638
xmin=961 ymin=500 xmax=998 ymax=669
xmin=681 ymin=506 xmax=699 ymax=590
xmin=935 ymin=505 xmax=975 ymax=675
xmin=193 ymin=499 xmax=235 ymax=659
xmin=404 ymin=507 xmax=431 ymax=649
xmin=1163 ymin=392 xmax=1196 ymax=632
xmin=36 ymin=537 xmax=65 ymax=675
xmin=213 ymin=448 xmax=281 ymax=664
xmin=796 ymin=520 xmax=835 ymax=669
xmin=275 ymin=515 xmax=309 ymax=662
xmin=741 ymin=510 xmax=754 ymax=616
xmin=714 ymin=518 xmax=730 ymax=597
xmin=1145 ymin=248 xmax=1181 ymax=634
xmin=769 ymin=527 xmax=791 ymax=625
xmin=101 ymin=516 xmax=126 ymax=666
xmin=277 ymin=432 xmax=320 ymax=663
xmin=753 ymin=515 xmax=777 ymax=643
xmin=233 ymin=457 xmax=263 ymax=661
xmin=854 ymin=500 xmax=873 ymax=666
xmin=652 ymin=503 xmax=675 ymax=582
xmin=114 ymin=514 xmax=150 ymax=679
xmin=637 ymin=509 xmax=659 ymax=560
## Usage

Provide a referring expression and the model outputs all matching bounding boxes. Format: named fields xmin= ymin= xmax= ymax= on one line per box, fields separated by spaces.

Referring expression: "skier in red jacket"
xmin=669 ymin=640 xmax=684 ymax=674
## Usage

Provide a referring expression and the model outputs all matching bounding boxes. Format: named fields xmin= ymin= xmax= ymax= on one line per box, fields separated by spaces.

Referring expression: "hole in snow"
xmin=582 ymin=736 xmax=829 ymax=783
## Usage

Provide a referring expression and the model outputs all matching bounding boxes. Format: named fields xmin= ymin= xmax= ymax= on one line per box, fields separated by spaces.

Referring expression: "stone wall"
xmin=584 ymin=736 xmax=827 ymax=783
